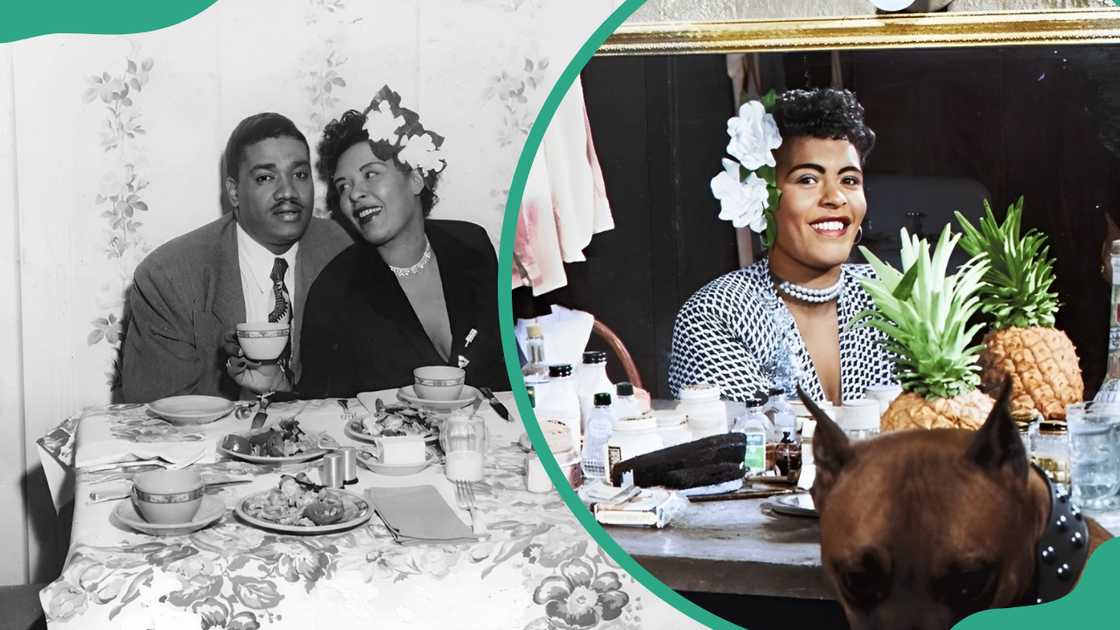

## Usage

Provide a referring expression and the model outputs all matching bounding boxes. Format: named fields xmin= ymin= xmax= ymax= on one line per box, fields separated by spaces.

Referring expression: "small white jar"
xmin=606 ymin=414 xmax=664 ymax=482
xmin=839 ymin=399 xmax=881 ymax=441
xmin=864 ymin=384 xmax=902 ymax=416
xmin=652 ymin=409 xmax=692 ymax=447
xmin=678 ymin=383 xmax=728 ymax=438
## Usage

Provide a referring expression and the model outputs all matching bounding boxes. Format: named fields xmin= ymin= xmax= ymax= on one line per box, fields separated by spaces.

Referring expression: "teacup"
xmin=130 ymin=469 xmax=204 ymax=524
xmin=369 ymin=435 xmax=427 ymax=466
xmin=413 ymin=365 xmax=465 ymax=401
xmin=236 ymin=322 xmax=289 ymax=361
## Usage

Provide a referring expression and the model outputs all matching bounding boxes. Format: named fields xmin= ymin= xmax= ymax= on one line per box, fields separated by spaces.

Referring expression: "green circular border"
xmin=495 ymin=1 xmax=742 ymax=628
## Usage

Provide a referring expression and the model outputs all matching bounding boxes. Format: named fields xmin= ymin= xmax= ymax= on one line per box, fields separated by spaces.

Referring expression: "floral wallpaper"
xmin=82 ymin=50 xmax=155 ymax=390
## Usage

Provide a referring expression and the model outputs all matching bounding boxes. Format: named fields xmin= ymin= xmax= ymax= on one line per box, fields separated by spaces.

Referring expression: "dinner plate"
xmin=217 ymin=444 xmax=328 ymax=465
xmin=234 ymin=489 xmax=371 ymax=534
xmin=148 ymin=395 xmax=236 ymax=426
xmin=344 ymin=420 xmax=437 ymax=445
xmin=397 ymin=385 xmax=480 ymax=411
xmin=769 ymin=493 xmax=818 ymax=518
xmin=356 ymin=449 xmax=438 ymax=476
xmin=114 ymin=495 xmax=225 ymax=536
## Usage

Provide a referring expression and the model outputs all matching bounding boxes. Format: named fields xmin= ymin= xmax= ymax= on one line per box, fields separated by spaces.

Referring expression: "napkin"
xmin=365 ymin=485 xmax=478 ymax=545
xmin=74 ymin=411 xmax=210 ymax=469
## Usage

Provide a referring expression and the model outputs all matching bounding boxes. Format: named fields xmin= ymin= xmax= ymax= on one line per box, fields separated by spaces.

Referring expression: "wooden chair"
xmin=591 ymin=319 xmax=644 ymax=390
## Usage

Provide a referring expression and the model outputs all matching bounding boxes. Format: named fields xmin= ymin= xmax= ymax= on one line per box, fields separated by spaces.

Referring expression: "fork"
xmin=454 ymin=479 xmax=486 ymax=537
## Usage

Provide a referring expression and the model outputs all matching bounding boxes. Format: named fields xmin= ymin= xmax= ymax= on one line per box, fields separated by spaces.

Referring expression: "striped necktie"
xmin=268 ymin=257 xmax=290 ymax=324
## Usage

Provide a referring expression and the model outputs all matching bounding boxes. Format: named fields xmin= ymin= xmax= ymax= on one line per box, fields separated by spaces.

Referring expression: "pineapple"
xmin=955 ymin=197 xmax=1083 ymax=420
xmin=856 ymin=225 xmax=995 ymax=431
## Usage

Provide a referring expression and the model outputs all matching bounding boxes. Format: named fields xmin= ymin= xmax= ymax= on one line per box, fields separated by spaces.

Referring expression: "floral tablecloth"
xmin=37 ymin=391 xmax=701 ymax=630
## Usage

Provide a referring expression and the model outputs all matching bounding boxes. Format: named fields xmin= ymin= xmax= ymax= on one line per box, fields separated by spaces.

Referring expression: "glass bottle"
xmin=522 ymin=323 xmax=548 ymax=379
xmin=733 ymin=396 xmax=769 ymax=475
xmin=1095 ymin=240 xmax=1120 ymax=404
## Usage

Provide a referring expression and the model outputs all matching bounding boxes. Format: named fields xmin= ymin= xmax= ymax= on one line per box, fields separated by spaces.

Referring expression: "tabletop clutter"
xmin=85 ymin=363 xmax=529 ymax=543
xmin=521 ymin=323 xmax=1114 ymax=528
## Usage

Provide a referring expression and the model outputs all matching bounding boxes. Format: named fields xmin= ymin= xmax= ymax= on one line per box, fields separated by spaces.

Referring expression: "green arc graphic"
xmin=1 ymin=1 xmax=218 ymax=44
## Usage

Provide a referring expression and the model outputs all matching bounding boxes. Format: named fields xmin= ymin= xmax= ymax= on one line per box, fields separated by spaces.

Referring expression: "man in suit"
xmin=121 ymin=113 xmax=352 ymax=402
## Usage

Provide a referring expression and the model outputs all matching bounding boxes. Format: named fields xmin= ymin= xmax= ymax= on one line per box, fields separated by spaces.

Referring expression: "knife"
xmin=478 ymin=387 xmax=511 ymax=422
xmin=250 ymin=393 xmax=274 ymax=430
xmin=89 ymin=479 xmax=254 ymax=503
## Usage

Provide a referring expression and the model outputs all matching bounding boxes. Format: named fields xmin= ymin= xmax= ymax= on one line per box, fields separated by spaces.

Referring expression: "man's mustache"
xmin=271 ymin=199 xmax=304 ymax=211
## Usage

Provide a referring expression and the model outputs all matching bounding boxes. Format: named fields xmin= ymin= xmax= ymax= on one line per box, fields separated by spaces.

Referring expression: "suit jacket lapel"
xmin=214 ymin=214 xmax=246 ymax=329
xmin=429 ymin=223 xmax=476 ymax=365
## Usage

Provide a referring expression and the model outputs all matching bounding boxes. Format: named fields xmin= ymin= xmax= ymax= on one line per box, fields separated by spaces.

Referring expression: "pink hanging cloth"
xmin=513 ymin=77 xmax=614 ymax=295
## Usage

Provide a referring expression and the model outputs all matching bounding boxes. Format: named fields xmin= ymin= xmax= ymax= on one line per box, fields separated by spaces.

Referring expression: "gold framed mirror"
xmin=601 ymin=7 xmax=1120 ymax=55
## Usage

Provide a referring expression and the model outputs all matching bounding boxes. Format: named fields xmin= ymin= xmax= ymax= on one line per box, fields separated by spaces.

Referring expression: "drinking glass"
xmin=1066 ymin=402 xmax=1120 ymax=511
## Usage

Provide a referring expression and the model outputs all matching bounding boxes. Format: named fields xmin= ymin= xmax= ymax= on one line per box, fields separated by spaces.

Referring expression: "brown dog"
xmin=801 ymin=383 xmax=1112 ymax=630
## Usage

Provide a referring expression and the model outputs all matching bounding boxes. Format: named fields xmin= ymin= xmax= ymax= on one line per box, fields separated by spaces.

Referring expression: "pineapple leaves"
xmin=857 ymin=224 xmax=988 ymax=400
xmin=954 ymin=196 xmax=1059 ymax=329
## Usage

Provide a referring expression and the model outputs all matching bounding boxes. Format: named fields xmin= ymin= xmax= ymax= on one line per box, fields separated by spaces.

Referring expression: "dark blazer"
xmin=298 ymin=219 xmax=509 ymax=398
xmin=121 ymin=213 xmax=353 ymax=402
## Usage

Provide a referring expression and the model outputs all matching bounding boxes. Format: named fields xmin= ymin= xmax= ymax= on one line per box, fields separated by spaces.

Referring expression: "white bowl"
xmin=413 ymin=365 xmax=465 ymax=401
xmin=236 ymin=322 xmax=289 ymax=361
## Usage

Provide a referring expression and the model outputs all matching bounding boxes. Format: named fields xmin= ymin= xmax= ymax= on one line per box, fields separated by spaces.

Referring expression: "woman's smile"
xmin=809 ymin=216 xmax=851 ymax=238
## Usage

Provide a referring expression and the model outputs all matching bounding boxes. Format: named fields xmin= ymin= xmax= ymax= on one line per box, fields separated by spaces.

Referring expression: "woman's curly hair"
xmin=772 ymin=88 xmax=876 ymax=165
xmin=316 ymin=106 xmax=441 ymax=218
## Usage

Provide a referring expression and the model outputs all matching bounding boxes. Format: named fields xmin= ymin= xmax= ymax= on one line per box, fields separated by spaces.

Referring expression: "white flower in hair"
xmin=711 ymin=158 xmax=769 ymax=232
xmin=398 ymin=132 xmax=444 ymax=174
xmin=363 ymin=100 xmax=405 ymax=144
xmin=726 ymin=100 xmax=781 ymax=170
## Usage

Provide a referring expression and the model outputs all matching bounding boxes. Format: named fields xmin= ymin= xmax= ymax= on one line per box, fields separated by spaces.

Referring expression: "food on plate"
xmin=354 ymin=400 xmax=434 ymax=438
xmin=241 ymin=473 xmax=345 ymax=526
xmin=242 ymin=419 xmax=316 ymax=457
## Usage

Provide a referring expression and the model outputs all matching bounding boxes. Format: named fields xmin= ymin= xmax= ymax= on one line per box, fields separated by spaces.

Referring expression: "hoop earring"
xmin=854 ymin=226 xmax=863 ymax=246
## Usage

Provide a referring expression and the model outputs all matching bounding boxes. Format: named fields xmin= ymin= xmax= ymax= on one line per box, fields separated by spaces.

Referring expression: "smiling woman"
xmin=667 ymin=88 xmax=897 ymax=405
xmin=292 ymin=86 xmax=510 ymax=398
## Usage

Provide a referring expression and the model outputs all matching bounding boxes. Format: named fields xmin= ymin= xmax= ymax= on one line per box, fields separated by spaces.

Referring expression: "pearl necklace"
xmin=389 ymin=239 xmax=433 ymax=279
xmin=774 ymin=274 xmax=843 ymax=304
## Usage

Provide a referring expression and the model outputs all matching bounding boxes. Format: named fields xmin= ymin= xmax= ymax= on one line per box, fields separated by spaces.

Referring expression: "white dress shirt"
xmin=236 ymin=224 xmax=298 ymax=324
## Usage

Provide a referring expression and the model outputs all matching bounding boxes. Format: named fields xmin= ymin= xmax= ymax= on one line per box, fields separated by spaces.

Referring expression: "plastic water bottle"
xmin=611 ymin=382 xmax=642 ymax=423
xmin=733 ymin=396 xmax=770 ymax=475
xmin=581 ymin=393 xmax=614 ymax=481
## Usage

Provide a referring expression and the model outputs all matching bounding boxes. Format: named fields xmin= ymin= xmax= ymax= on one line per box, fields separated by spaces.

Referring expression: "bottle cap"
xmin=678 ymin=383 xmax=720 ymax=401
xmin=743 ymin=396 xmax=766 ymax=408
xmin=616 ymin=381 xmax=634 ymax=397
xmin=594 ymin=392 xmax=612 ymax=407
xmin=767 ymin=386 xmax=786 ymax=397
xmin=527 ymin=323 xmax=543 ymax=338
xmin=548 ymin=364 xmax=573 ymax=378
xmin=582 ymin=350 xmax=607 ymax=365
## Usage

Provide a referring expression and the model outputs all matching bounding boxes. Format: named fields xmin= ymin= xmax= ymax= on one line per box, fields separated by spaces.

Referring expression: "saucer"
xmin=148 ymin=395 xmax=235 ymax=426
xmin=356 ymin=450 xmax=438 ymax=476
xmin=397 ymin=385 xmax=480 ymax=411
xmin=114 ymin=495 xmax=226 ymax=536
xmin=769 ymin=493 xmax=818 ymax=518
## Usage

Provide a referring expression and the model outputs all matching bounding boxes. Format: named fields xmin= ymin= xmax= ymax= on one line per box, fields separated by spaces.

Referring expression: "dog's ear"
xmin=798 ymin=386 xmax=852 ymax=504
xmin=966 ymin=377 xmax=1028 ymax=480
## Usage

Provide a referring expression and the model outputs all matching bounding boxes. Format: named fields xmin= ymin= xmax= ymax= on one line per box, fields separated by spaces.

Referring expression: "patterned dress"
xmin=668 ymin=257 xmax=897 ymax=403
